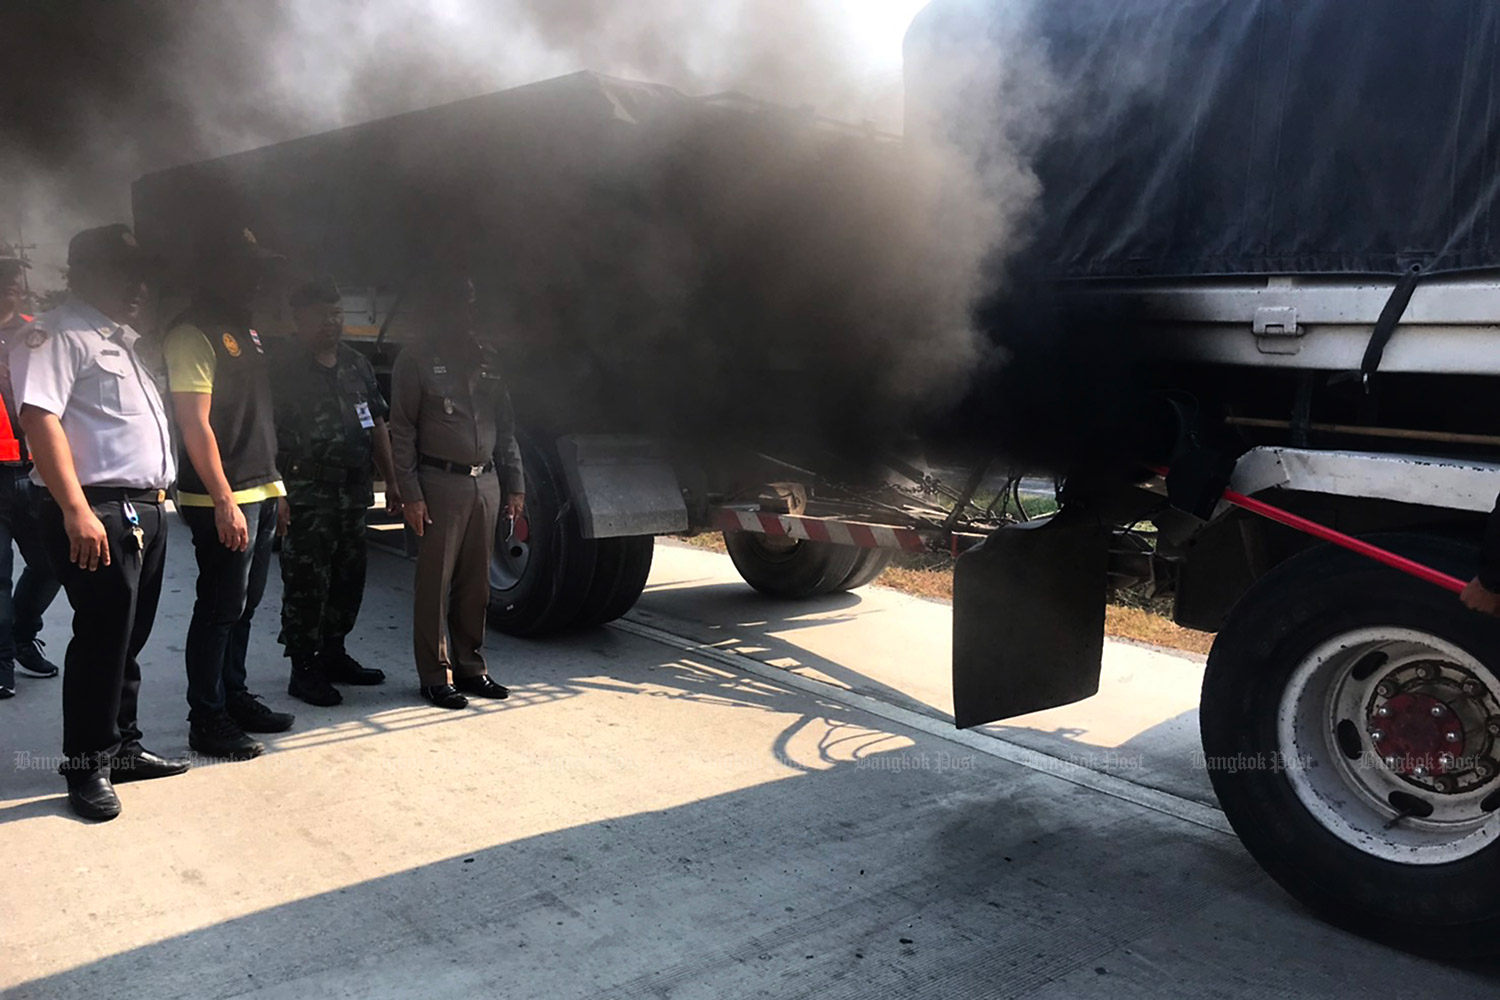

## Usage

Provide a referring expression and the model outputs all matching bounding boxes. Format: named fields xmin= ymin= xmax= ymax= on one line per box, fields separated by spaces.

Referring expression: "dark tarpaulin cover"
xmin=907 ymin=0 xmax=1500 ymax=279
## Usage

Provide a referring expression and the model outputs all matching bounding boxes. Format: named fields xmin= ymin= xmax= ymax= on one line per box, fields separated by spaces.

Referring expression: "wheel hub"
xmin=490 ymin=513 xmax=533 ymax=592
xmin=1366 ymin=660 xmax=1500 ymax=793
xmin=1278 ymin=627 xmax=1500 ymax=864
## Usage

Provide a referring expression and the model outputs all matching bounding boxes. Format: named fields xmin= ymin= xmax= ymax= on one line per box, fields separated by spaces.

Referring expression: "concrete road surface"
xmin=2 ymin=533 xmax=1497 ymax=998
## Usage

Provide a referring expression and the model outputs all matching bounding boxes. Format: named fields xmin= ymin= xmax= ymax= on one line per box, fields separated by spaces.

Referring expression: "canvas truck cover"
xmin=906 ymin=0 xmax=1500 ymax=280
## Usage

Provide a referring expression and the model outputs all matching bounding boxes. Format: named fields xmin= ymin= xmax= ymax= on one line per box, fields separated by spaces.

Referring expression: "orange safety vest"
xmin=0 ymin=314 xmax=32 ymax=463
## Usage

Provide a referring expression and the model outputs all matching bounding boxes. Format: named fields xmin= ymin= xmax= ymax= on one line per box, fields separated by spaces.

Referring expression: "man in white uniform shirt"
xmin=9 ymin=225 xmax=188 ymax=821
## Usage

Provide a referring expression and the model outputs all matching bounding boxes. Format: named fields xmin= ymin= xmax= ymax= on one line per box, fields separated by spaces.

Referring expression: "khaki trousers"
xmin=413 ymin=469 xmax=501 ymax=686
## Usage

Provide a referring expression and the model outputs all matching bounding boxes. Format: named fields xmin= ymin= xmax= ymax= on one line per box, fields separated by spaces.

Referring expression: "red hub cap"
xmin=1370 ymin=692 xmax=1463 ymax=775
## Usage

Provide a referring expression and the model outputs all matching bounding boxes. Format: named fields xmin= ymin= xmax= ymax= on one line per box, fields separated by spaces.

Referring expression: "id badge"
xmin=355 ymin=401 xmax=375 ymax=429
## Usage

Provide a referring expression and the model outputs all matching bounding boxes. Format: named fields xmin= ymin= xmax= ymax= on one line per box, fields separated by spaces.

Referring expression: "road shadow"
xmin=11 ymin=737 xmax=1494 ymax=1000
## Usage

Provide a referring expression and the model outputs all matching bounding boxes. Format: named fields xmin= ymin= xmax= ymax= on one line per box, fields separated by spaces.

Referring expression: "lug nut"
xmin=1432 ymin=704 xmax=1447 ymax=717
xmin=1377 ymin=683 xmax=1396 ymax=698
xmin=1417 ymin=665 xmax=1435 ymax=680
xmin=1413 ymin=765 xmax=1429 ymax=777
xmin=1434 ymin=777 xmax=1454 ymax=793
xmin=1383 ymin=755 xmax=1399 ymax=769
xmin=1376 ymin=706 xmax=1392 ymax=718
xmin=1439 ymin=753 xmax=1456 ymax=768
xmin=1488 ymin=720 xmax=1500 ymax=736
xmin=1462 ymin=680 xmax=1483 ymax=697
xmin=1369 ymin=729 xmax=1385 ymax=742
xmin=1446 ymin=731 xmax=1462 ymax=743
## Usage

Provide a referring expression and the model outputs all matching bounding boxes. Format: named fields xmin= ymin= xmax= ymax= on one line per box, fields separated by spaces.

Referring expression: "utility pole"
xmin=3 ymin=226 xmax=39 ymax=300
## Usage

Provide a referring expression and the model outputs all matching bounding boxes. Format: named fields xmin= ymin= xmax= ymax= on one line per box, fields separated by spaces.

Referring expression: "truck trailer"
xmin=132 ymin=0 xmax=1500 ymax=957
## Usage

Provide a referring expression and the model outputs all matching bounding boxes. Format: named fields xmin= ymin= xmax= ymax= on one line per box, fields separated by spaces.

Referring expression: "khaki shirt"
xmin=389 ymin=337 xmax=524 ymax=502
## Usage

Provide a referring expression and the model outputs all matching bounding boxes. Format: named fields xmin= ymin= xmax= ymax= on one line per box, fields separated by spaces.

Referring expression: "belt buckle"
xmin=468 ymin=464 xmax=484 ymax=478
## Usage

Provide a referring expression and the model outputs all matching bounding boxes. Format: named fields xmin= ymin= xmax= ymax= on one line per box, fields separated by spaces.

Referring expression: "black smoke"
xmin=4 ymin=1 xmax=1153 ymax=480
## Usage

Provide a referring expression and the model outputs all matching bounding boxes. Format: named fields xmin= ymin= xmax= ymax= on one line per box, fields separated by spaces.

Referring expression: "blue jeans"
xmin=0 ymin=469 xmax=61 ymax=663
xmin=181 ymin=500 xmax=277 ymax=720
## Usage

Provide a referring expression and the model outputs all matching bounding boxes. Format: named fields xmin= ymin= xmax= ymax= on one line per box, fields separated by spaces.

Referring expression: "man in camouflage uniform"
xmin=272 ymin=276 xmax=401 ymax=706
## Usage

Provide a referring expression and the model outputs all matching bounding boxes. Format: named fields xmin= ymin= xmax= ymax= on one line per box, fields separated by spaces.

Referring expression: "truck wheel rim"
xmin=1278 ymin=626 xmax=1500 ymax=864
xmin=742 ymin=533 xmax=801 ymax=559
xmin=490 ymin=516 xmax=531 ymax=592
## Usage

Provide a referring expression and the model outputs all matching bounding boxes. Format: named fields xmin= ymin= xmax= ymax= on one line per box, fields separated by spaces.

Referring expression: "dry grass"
xmin=670 ymin=532 xmax=1215 ymax=656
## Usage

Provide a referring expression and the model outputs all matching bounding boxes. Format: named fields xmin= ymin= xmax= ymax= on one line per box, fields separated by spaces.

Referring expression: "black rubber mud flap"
xmin=952 ymin=506 xmax=1109 ymax=728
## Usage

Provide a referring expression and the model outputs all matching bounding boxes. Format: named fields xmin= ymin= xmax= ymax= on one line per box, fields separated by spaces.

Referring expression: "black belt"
xmin=420 ymin=455 xmax=495 ymax=478
xmin=286 ymin=458 xmax=369 ymax=486
xmin=47 ymin=486 xmax=169 ymax=505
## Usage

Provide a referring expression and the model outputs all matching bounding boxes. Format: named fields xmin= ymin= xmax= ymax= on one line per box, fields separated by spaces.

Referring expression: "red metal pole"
xmin=1220 ymin=488 xmax=1467 ymax=594
xmin=1152 ymin=468 xmax=1468 ymax=595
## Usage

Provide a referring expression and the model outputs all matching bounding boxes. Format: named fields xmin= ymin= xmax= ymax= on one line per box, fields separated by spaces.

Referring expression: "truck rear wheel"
xmin=723 ymin=532 xmax=861 ymax=599
xmin=1201 ymin=535 xmax=1500 ymax=958
xmin=573 ymin=536 xmax=655 ymax=628
xmin=834 ymin=548 xmax=893 ymax=592
xmin=488 ymin=433 xmax=598 ymax=636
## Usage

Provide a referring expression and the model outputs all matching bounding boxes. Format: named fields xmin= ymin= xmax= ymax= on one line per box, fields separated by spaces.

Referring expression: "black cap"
xmin=194 ymin=226 xmax=285 ymax=264
xmin=67 ymin=224 xmax=154 ymax=272
xmin=288 ymin=274 xmax=341 ymax=308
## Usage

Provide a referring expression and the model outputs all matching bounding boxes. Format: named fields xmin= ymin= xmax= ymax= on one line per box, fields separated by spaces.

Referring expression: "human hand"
xmin=507 ymin=492 xmax=525 ymax=521
xmin=216 ymin=499 xmax=249 ymax=552
xmin=385 ymin=486 xmax=404 ymax=517
xmin=1461 ymin=577 xmax=1500 ymax=617
xmin=404 ymin=499 xmax=431 ymax=538
xmin=64 ymin=507 xmax=111 ymax=571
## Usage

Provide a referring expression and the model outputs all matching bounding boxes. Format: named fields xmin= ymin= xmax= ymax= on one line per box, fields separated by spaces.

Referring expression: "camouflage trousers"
xmin=278 ymin=503 xmax=369 ymax=657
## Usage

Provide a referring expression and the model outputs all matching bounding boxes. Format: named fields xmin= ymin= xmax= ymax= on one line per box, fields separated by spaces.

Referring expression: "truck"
xmin=131 ymin=0 xmax=1500 ymax=957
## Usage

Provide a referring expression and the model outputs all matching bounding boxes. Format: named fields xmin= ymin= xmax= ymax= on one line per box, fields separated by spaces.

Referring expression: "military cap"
xmin=67 ymin=224 xmax=156 ymax=272
xmin=288 ymin=274 xmax=342 ymax=308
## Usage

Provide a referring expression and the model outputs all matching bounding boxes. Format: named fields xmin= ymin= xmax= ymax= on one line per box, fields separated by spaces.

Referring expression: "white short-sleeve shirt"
xmin=8 ymin=297 xmax=176 ymax=490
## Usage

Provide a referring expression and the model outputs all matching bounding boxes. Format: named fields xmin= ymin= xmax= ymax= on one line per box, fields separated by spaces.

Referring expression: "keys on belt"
xmin=122 ymin=500 xmax=145 ymax=557
xmin=419 ymin=455 xmax=496 ymax=478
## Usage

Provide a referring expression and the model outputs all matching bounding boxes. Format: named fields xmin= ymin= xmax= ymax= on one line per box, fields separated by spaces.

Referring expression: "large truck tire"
xmin=488 ymin=433 xmax=599 ymax=636
xmin=833 ymin=548 xmax=893 ymax=592
xmin=573 ymin=536 xmax=656 ymax=629
xmin=723 ymin=532 xmax=861 ymax=599
xmin=1200 ymin=534 xmax=1500 ymax=958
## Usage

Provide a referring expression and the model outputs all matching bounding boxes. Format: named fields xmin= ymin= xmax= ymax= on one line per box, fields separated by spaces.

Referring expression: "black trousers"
xmin=40 ymin=494 xmax=168 ymax=776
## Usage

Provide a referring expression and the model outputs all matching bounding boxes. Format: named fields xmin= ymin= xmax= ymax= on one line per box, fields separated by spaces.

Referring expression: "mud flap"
xmin=952 ymin=506 xmax=1109 ymax=728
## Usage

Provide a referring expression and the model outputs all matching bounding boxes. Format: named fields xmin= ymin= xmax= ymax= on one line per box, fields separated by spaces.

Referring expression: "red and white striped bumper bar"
xmin=712 ymin=508 xmax=933 ymax=553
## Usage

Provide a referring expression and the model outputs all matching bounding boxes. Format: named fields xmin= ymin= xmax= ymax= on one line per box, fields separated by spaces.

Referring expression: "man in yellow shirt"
xmin=165 ymin=227 xmax=294 ymax=760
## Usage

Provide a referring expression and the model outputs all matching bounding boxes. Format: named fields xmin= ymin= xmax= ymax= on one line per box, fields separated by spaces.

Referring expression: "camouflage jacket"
xmin=271 ymin=342 xmax=389 ymax=509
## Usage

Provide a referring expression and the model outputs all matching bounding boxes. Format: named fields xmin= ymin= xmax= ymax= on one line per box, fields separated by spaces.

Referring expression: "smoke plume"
xmin=3 ymin=0 xmax=1059 ymax=465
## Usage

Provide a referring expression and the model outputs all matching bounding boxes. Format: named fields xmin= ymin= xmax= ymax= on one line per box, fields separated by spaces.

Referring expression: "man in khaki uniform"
xmin=389 ymin=275 xmax=524 ymax=708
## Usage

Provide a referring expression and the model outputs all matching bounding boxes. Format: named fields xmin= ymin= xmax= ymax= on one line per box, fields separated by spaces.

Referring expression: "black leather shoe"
xmin=320 ymin=649 xmax=386 ymax=686
xmin=66 ymin=774 xmax=122 ymax=821
xmin=287 ymin=660 xmax=343 ymax=707
xmin=110 ymin=746 xmax=191 ymax=784
xmin=420 ymin=684 xmax=469 ymax=709
xmin=454 ymin=674 xmax=509 ymax=699
xmin=189 ymin=712 xmax=266 ymax=760
xmin=227 ymin=691 xmax=297 ymax=732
